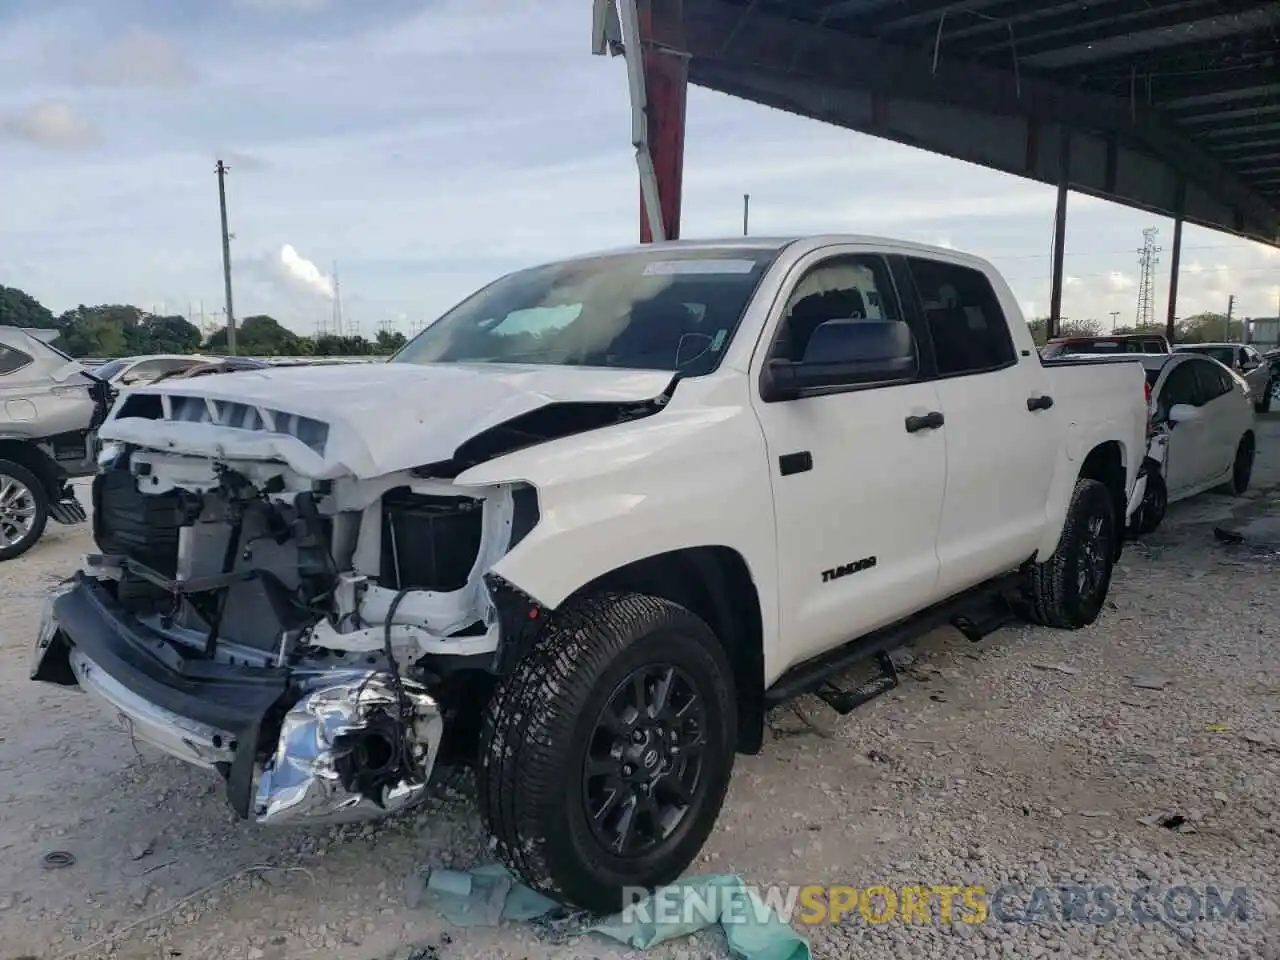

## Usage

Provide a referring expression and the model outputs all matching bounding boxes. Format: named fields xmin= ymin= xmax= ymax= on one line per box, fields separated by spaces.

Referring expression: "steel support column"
xmin=637 ymin=0 xmax=687 ymax=242
xmin=1166 ymin=181 xmax=1186 ymax=345
xmin=1047 ymin=129 xmax=1071 ymax=340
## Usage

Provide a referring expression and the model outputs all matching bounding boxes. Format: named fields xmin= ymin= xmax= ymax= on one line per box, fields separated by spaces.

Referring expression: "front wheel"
xmin=1020 ymin=477 xmax=1117 ymax=629
xmin=1129 ymin=470 xmax=1167 ymax=537
xmin=477 ymin=592 xmax=737 ymax=914
xmin=0 ymin=460 xmax=50 ymax=562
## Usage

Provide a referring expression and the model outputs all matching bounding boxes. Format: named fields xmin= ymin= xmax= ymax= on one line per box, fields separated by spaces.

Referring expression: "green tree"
xmin=0 ymin=285 xmax=57 ymax=329
xmin=313 ymin=334 xmax=373 ymax=356
xmin=1176 ymin=312 xmax=1241 ymax=344
xmin=138 ymin=314 xmax=203 ymax=354
xmin=205 ymin=315 xmax=301 ymax=356
xmin=374 ymin=328 xmax=407 ymax=354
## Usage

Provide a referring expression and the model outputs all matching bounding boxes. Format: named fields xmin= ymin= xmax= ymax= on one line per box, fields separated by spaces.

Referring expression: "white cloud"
xmin=0 ymin=100 xmax=100 ymax=150
xmin=233 ymin=0 xmax=329 ymax=10
xmin=76 ymin=27 xmax=194 ymax=87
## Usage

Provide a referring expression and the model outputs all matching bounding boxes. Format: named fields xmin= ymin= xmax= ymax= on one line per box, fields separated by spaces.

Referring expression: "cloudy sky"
xmin=0 ymin=0 xmax=1277 ymax=338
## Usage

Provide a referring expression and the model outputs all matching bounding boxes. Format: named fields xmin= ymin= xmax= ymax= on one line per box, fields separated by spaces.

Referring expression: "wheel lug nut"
xmin=622 ymin=764 xmax=633 ymax=776
xmin=632 ymin=730 xmax=644 ymax=743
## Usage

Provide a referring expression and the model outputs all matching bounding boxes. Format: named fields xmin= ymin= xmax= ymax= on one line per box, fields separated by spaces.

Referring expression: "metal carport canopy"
xmin=598 ymin=0 xmax=1280 ymax=252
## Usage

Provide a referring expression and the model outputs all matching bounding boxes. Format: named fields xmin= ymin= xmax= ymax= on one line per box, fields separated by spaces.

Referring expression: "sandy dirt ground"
xmin=2 ymin=424 xmax=1278 ymax=960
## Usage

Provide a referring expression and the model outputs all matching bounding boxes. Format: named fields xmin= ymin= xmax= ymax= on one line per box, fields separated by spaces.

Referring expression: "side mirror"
xmin=762 ymin=319 xmax=916 ymax=401
xmin=1168 ymin=403 xmax=1202 ymax=424
xmin=1241 ymin=358 xmax=1258 ymax=371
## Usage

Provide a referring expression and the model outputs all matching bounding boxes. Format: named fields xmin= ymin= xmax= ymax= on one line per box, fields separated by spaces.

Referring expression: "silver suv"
xmin=0 ymin=327 xmax=113 ymax=560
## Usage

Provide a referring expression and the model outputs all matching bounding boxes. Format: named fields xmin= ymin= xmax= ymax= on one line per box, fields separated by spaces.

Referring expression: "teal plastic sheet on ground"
xmin=404 ymin=864 xmax=811 ymax=960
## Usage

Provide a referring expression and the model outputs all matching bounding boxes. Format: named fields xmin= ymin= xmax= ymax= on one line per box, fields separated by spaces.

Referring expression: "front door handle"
xmin=1027 ymin=395 xmax=1054 ymax=411
xmin=905 ymin=411 xmax=945 ymax=433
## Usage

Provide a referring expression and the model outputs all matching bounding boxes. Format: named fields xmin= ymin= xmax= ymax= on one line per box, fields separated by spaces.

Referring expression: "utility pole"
xmin=742 ymin=194 xmax=750 ymax=236
xmin=1226 ymin=294 xmax=1235 ymax=341
xmin=215 ymin=159 xmax=236 ymax=355
xmin=1109 ymin=310 xmax=1120 ymax=332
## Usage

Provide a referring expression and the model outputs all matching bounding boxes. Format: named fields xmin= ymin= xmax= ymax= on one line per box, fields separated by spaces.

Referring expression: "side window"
xmin=906 ymin=258 xmax=1016 ymax=377
xmin=0 ymin=344 xmax=33 ymax=376
xmin=1156 ymin=361 xmax=1203 ymax=421
xmin=1191 ymin=358 xmax=1230 ymax=402
xmin=120 ymin=359 xmax=171 ymax=384
xmin=771 ymin=254 xmax=908 ymax=364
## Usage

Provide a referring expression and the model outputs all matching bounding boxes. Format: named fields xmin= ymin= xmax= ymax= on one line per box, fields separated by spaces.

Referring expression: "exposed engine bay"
xmin=75 ymin=440 xmax=538 ymax=824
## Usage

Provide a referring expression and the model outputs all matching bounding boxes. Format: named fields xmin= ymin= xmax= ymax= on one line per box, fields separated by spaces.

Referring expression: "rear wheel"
xmin=0 ymin=460 xmax=49 ymax=562
xmin=1256 ymin=383 xmax=1272 ymax=414
xmin=477 ymin=593 xmax=737 ymax=914
xmin=1020 ymin=478 xmax=1117 ymax=629
xmin=1221 ymin=434 xmax=1255 ymax=496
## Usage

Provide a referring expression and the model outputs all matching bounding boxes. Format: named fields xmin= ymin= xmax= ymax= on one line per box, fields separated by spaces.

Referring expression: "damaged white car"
xmin=32 ymin=237 xmax=1148 ymax=913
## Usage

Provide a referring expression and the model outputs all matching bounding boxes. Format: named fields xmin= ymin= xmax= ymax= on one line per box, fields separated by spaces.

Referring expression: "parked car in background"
xmin=1120 ymin=351 xmax=1257 ymax=534
xmin=0 ymin=326 xmax=113 ymax=560
xmin=149 ymin=357 xmax=272 ymax=382
xmin=1174 ymin=343 xmax=1272 ymax=412
xmin=1041 ymin=333 xmax=1170 ymax=358
xmin=93 ymin=354 xmax=220 ymax=387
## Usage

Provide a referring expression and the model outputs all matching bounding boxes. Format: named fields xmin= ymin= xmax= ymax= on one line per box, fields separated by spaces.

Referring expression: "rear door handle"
xmin=1027 ymin=395 xmax=1054 ymax=411
xmin=905 ymin=411 xmax=945 ymax=433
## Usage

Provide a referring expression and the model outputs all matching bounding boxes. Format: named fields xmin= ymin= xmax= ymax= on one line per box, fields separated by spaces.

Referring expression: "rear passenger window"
xmin=906 ymin=258 xmax=1016 ymax=376
xmin=1193 ymin=358 xmax=1233 ymax=400
xmin=772 ymin=255 xmax=909 ymax=364
xmin=0 ymin=344 xmax=33 ymax=375
xmin=1156 ymin=361 xmax=1203 ymax=421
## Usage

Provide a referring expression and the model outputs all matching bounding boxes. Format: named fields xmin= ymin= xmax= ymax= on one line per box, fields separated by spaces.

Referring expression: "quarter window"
xmin=906 ymin=258 xmax=1016 ymax=376
xmin=0 ymin=344 xmax=33 ymax=376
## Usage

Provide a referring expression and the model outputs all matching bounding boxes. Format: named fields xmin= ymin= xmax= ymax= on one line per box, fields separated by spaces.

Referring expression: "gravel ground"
xmin=2 ymin=422 xmax=1278 ymax=960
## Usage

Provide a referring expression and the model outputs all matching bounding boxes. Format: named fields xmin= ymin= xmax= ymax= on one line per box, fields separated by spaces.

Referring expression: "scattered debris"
xmin=1213 ymin=527 xmax=1245 ymax=544
xmin=1131 ymin=675 xmax=1171 ymax=691
xmin=1205 ymin=722 xmax=1230 ymax=734
xmin=1032 ymin=662 xmax=1082 ymax=676
xmin=128 ymin=840 xmax=154 ymax=861
xmin=1242 ymin=732 xmax=1280 ymax=751
xmin=1079 ymin=810 xmax=1113 ymax=818
xmin=41 ymin=851 xmax=75 ymax=870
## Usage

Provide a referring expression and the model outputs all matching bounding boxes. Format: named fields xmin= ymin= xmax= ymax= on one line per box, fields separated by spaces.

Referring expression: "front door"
xmin=749 ymin=249 xmax=947 ymax=673
xmin=1156 ymin=358 xmax=1213 ymax=497
xmin=902 ymin=256 xmax=1059 ymax=598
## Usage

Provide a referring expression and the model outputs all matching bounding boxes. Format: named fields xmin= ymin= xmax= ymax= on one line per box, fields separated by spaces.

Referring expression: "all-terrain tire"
xmin=1219 ymin=433 xmax=1255 ymax=496
xmin=477 ymin=592 xmax=737 ymax=914
xmin=1128 ymin=470 xmax=1167 ymax=537
xmin=0 ymin=459 xmax=49 ymax=563
xmin=1019 ymin=478 xmax=1117 ymax=629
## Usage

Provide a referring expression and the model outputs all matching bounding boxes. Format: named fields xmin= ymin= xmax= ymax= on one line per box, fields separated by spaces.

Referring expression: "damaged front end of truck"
xmin=29 ymin=364 xmax=672 ymax=826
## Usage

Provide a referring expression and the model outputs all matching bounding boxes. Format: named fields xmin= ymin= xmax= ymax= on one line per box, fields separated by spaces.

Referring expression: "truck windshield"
xmin=391 ymin=248 xmax=780 ymax=375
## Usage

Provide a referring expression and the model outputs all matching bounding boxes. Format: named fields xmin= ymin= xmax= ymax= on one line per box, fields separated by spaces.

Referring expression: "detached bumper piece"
xmin=49 ymin=492 xmax=87 ymax=526
xmin=254 ymin=672 xmax=443 ymax=826
xmin=32 ymin=575 xmax=444 ymax=825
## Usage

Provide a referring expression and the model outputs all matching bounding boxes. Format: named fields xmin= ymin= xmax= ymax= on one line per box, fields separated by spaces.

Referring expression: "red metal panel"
xmin=639 ymin=0 xmax=688 ymax=242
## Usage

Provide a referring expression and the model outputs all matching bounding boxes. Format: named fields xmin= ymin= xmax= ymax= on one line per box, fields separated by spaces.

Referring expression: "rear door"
xmin=900 ymin=255 xmax=1059 ymax=598
xmin=750 ymin=247 xmax=947 ymax=669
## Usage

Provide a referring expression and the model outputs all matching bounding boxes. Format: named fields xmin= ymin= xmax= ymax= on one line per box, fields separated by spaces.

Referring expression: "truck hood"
xmin=97 ymin=361 xmax=676 ymax=480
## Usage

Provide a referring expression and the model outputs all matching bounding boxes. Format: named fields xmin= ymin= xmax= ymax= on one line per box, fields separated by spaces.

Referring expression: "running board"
xmin=764 ymin=570 xmax=1024 ymax=709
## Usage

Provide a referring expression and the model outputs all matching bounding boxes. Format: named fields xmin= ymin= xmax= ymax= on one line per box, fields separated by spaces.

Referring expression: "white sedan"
xmin=1128 ymin=351 xmax=1257 ymax=534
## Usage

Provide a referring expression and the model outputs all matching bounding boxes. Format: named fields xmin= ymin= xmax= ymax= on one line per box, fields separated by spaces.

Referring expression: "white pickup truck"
xmin=31 ymin=236 xmax=1148 ymax=912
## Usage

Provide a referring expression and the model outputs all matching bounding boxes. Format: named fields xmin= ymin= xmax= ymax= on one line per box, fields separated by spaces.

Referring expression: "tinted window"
xmin=93 ymin=358 xmax=128 ymax=381
xmin=0 ymin=344 xmax=33 ymax=375
xmin=392 ymin=248 xmax=781 ymax=376
xmin=1156 ymin=360 xmax=1204 ymax=421
xmin=1190 ymin=358 xmax=1231 ymax=401
xmin=907 ymin=258 xmax=1015 ymax=376
xmin=771 ymin=254 xmax=907 ymax=364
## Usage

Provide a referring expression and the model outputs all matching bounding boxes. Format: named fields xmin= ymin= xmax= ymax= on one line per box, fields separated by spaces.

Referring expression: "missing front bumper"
xmin=32 ymin=576 xmax=444 ymax=826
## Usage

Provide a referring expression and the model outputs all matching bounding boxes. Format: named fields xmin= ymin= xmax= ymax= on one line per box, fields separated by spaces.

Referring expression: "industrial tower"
xmin=1135 ymin=227 xmax=1161 ymax=328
